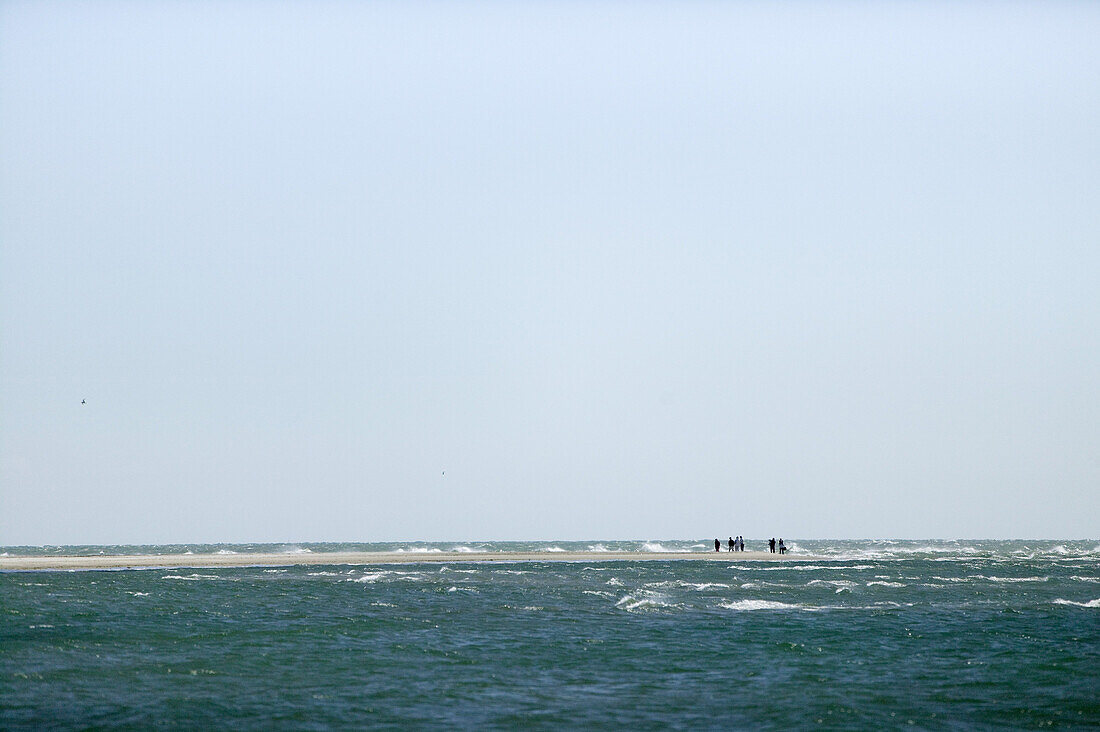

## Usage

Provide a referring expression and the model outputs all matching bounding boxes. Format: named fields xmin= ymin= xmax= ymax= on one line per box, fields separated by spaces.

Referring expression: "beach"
xmin=0 ymin=550 xmax=790 ymax=571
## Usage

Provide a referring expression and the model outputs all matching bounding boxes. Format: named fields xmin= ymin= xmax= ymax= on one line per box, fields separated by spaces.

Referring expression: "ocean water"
xmin=2 ymin=540 xmax=1098 ymax=729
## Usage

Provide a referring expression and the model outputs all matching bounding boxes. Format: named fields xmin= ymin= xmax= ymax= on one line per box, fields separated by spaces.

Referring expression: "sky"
xmin=1 ymin=0 xmax=1098 ymax=544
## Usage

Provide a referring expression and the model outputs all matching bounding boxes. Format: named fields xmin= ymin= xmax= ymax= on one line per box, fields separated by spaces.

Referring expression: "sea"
xmin=2 ymin=539 xmax=1098 ymax=729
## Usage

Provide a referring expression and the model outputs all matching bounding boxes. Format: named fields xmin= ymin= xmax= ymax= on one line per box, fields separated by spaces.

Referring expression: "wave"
xmin=807 ymin=579 xmax=858 ymax=589
xmin=214 ymin=550 xmax=237 ymax=555
xmin=588 ymin=544 xmax=609 ymax=552
xmin=866 ymin=581 xmax=906 ymax=587
xmin=394 ymin=547 xmax=442 ymax=553
xmin=973 ymin=575 xmax=1049 ymax=583
xmin=281 ymin=546 xmax=311 ymax=554
xmin=162 ymin=574 xmax=221 ymax=581
xmin=1052 ymin=598 xmax=1100 ymax=608
xmin=641 ymin=542 xmax=689 ymax=553
xmin=542 ymin=546 xmax=566 ymax=552
xmin=616 ymin=591 xmax=678 ymax=612
xmin=450 ymin=546 xmax=475 ymax=553
xmin=719 ymin=599 xmax=804 ymax=611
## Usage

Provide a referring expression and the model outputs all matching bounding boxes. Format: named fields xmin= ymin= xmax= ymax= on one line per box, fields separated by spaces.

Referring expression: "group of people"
xmin=719 ymin=536 xmax=746 ymax=552
xmin=713 ymin=537 xmax=788 ymax=554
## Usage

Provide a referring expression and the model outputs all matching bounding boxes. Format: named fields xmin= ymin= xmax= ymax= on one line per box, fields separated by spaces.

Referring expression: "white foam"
xmin=807 ymin=579 xmax=858 ymax=589
xmin=1070 ymin=576 xmax=1100 ymax=583
xmin=1052 ymin=598 xmax=1100 ymax=608
xmin=451 ymin=546 xmax=475 ymax=553
xmin=394 ymin=546 xmax=443 ymax=553
xmin=214 ymin=550 xmax=237 ymax=555
xmin=350 ymin=571 xmax=393 ymax=583
xmin=974 ymin=575 xmax=1049 ymax=583
xmin=162 ymin=574 xmax=221 ymax=581
xmin=542 ymin=546 xmax=566 ymax=552
xmin=588 ymin=544 xmax=609 ymax=552
xmin=282 ymin=546 xmax=312 ymax=554
xmin=866 ymin=581 xmax=906 ymax=588
xmin=641 ymin=542 xmax=688 ymax=553
xmin=616 ymin=591 xmax=676 ymax=611
xmin=719 ymin=599 xmax=804 ymax=611
xmin=308 ymin=571 xmax=339 ymax=577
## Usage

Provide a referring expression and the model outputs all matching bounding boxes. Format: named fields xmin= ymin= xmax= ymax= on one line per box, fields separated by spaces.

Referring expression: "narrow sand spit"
xmin=0 ymin=551 xmax=809 ymax=571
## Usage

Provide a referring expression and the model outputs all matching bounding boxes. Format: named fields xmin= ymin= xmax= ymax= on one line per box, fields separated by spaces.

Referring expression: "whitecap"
xmin=1069 ymin=576 xmax=1100 ymax=583
xmin=1052 ymin=598 xmax=1100 ymax=608
xmin=676 ymin=581 xmax=729 ymax=591
xmin=214 ymin=550 xmax=237 ymax=555
xmin=542 ymin=546 xmax=566 ymax=552
xmin=972 ymin=575 xmax=1049 ymax=583
xmin=641 ymin=542 xmax=688 ymax=553
xmin=588 ymin=544 xmax=609 ymax=552
xmin=451 ymin=546 xmax=475 ymax=553
xmin=866 ymin=581 xmax=906 ymax=588
xmin=394 ymin=546 xmax=443 ymax=553
xmin=807 ymin=579 xmax=858 ymax=589
xmin=282 ymin=546 xmax=311 ymax=554
xmin=719 ymin=599 xmax=804 ymax=611
xmin=616 ymin=591 xmax=676 ymax=611
xmin=308 ymin=571 xmax=339 ymax=577
xmin=162 ymin=574 xmax=221 ymax=581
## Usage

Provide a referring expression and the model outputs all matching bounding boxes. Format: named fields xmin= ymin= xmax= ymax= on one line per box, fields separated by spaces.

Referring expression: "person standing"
xmin=739 ymin=536 xmax=745 ymax=552
xmin=714 ymin=538 xmax=721 ymax=552
xmin=769 ymin=537 xmax=776 ymax=553
xmin=728 ymin=536 xmax=735 ymax=552
xmin=778 ymin=538 xmax=786 ymax=555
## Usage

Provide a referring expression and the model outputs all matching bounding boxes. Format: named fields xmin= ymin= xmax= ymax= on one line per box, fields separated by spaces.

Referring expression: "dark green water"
xmin=2 ymin=540 xmax=1098 ymax=728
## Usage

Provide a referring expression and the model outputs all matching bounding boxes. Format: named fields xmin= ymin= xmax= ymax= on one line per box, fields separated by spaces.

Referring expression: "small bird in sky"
xmin=81 ymin=399 xmax=86 ymax=405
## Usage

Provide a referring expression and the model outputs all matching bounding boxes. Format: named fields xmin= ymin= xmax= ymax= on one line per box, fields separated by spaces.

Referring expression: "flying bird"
xmin=81 ymin=399 xmax=86 ymax=405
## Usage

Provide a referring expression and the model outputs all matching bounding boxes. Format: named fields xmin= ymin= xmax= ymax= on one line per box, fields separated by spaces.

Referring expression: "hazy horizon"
xmin=3 ymin=0 xmax=1099 ymax=545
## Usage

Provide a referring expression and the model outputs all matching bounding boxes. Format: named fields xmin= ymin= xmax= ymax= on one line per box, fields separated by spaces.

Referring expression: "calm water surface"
xmin=2 ymin=540 xmax=1098 ymax=729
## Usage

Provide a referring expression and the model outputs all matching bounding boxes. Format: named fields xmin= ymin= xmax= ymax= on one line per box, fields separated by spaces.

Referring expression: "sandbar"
xmin=0 ymin=550 xmax=803 ymax=571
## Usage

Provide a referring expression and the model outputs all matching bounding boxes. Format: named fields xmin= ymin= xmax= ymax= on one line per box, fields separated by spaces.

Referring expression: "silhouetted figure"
xmin=81 ymin=399 xmax=86 ymax=405
xmin=728 ymin=537 xmax=735 ymax=552
xmin=714 ymin=538 xmax=721 ymax=552
xmin=769 ymin=537 xmax=776 ymax=553
xmin=778 ymin=538 xmax=786 ymax=555
xmin=739 ymin=536 xmax=745 ymax=552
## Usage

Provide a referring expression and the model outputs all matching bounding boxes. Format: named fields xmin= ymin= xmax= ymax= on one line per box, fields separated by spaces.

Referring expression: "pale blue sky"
xmin=2 ymin=0 xmax=1098 ymax=544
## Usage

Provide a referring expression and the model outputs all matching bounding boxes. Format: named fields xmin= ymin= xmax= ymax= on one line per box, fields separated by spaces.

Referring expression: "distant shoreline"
xmin=0 ymin=550 xmax=804 ymax=571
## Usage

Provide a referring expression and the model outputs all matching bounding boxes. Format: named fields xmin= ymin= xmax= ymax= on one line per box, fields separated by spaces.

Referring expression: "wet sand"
xmin=0 ymin=550 xmax=801 ymax=571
